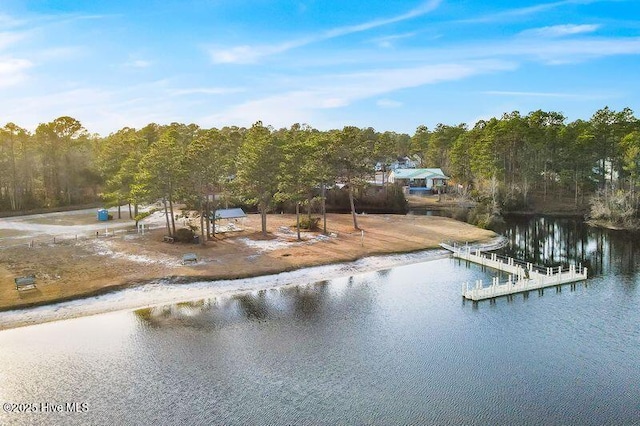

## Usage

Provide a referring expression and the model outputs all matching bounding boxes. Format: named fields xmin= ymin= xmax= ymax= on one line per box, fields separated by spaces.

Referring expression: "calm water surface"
xmin=1 ymin=216 xmax=639 ymax=425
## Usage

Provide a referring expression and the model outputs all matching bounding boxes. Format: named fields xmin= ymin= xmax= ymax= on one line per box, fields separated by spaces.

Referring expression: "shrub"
xmin=325 ymin=185 xmax=408 ymax=214
xmin=447 ymin=207 xmax=469 ymax=222
xmin=589 ymin=189 xmax=638 ymax=226
xmin=501 ymin=193 xmax=525 ymax=212
xmin=174 ymin=228 xmax=195 ymax=243
xmin=298 ymin=217 xmax=320 ymax=230
xmin=468 ymin=210 xmax=490 ymax=229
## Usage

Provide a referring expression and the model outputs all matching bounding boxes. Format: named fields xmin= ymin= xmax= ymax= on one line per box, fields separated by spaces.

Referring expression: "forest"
xmin=1 ymin=106 xmax=639 ymax=231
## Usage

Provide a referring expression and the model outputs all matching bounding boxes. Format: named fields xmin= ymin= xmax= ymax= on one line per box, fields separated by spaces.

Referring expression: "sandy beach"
xmin=0 ymin=210 xmax=497 ymax=330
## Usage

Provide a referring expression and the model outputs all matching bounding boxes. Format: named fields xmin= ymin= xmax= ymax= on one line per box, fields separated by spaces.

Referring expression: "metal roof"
xmin=390 ymin=168 xmax=449 ymax=180
xmin=211 ymin=208 xmax=247 ymax=220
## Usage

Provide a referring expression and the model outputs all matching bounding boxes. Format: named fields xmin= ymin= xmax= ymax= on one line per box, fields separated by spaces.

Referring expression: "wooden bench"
xmin=163 ymin=236 xmax=175 ymax=243
xmin=15 ymin=275 xmax=37 ymax=291
xmin=182 ymin=253 xmax=198 ymax=265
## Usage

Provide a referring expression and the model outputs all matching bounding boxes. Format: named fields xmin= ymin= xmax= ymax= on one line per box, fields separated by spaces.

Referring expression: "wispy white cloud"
xmin=0 ymin=31 xmax=28 ymax=51
xmin=480 ymin=90 xmax=611 ymax=100
xmin=8 ymin=87 xmax=112 ymax=115
xmin=35 ymin=46 xmax=85 ymax=61
xmin=381 ymin=36 xmax=640 ymax=65
xmin=513 ymin=36 xmax=640 ymax=63
xmin=0 ymin=12 xmax=112 ymax=42
xmin=377 ymin=99 xmax=403 ymax=108
xmin=519 ymin=24 xmax=600 ymax=38
xmin=207 ymin=60 xmax=515 ymax=127
xmin=0 ymin=14 xmax=28 ymax=29
xmin=1 ymin=80 xmax=184 ymax=134
xmin=205 ymin=25 xmax=640 ymax=128
xmin=209 ymin=45 xmax=267 ymax=64
xmin=370 ymin=32 xmax=420 ymax=48
xmin=209 ymin=0 xmax=442 ymax=63
xmin=482 ymin=90 xmax=579 ymax=97
xmin=0 ymin=57 xmax=33 ymax=87
xmin=457 ymin=0 xmax=614 ymax=24
xmin=32 ymin=13 xmax=120 ymax=30
xmin=169 ymin=87 xmax=245 ymax=96
xmin=122 ymin=59 xmax=152 ymax=69
xmin=0 ymin=0 xmax=635 ymax=135
xmin=322 ymin=0 xmax=441 ymax=38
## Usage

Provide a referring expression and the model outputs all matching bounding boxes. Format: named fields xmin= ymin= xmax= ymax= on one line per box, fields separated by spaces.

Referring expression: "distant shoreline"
xmin=585 ymin=219 xmax=640 ymax=232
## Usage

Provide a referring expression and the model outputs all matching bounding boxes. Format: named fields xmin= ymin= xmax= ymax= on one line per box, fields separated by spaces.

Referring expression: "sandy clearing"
xmin=0 ymin=205 xmax=165 ymax=243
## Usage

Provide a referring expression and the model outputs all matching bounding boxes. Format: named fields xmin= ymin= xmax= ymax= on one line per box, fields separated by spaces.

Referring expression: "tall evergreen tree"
xmin=134 ymin=129 xmax=185 ymax=236
xmin=234 ymin=121 xmax=282 ymax=236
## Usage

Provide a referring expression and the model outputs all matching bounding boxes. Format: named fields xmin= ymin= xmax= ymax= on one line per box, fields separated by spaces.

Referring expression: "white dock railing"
xmin=461 ymin=264 xmax=588 ymax=301
xmin=440 ymin=243 xmax=588 ymax=301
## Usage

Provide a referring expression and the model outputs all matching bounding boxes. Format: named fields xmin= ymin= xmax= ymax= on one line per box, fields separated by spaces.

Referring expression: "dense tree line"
xmin=0 ymin=117 xmax=101 ymax=212
xmin=442 ymin=108 xmax=639 ymax=208
xmin=420 ymin=108 xmax=639 ymax=227
xmin=1 ymin=106 xmax=639 ymax=230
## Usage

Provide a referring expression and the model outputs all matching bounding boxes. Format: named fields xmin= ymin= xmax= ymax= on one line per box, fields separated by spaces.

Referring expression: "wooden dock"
xmin=440 ymin=243 xmax=588 ymax=301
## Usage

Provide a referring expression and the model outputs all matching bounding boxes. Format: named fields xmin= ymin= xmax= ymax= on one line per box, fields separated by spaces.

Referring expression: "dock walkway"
xmin=440 ymin=243 xmax=588 ymax=301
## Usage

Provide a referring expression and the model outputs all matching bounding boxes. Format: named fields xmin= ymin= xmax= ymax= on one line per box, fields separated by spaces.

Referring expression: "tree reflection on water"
xmin=495 ymin=215 xmax=640 ymax=277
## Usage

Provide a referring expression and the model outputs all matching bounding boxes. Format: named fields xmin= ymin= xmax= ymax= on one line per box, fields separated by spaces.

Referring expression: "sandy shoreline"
xmin=1 ymin=211 xmax=499 ymax=330
xmin=0 ymin=248 xmax=462 ymax=331
xmin=0 ymin=236 xmax=506 ymax=331
xmin=0 ymin=249 xmax=448 ymax=330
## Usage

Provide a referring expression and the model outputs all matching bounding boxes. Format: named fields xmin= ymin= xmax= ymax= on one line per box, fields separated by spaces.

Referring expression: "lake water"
xmin=1 ymin=216 xmax=639 ymax=425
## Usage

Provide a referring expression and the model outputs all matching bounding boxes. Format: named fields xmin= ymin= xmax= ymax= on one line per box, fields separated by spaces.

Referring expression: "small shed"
xmin=210 ymin=208 xmax=247 ymax=233
xmin=97 ymin=209 xmax=109 ymax=221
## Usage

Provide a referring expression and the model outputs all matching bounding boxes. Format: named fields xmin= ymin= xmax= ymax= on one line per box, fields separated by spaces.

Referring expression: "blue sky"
xmin=1 ymin=0 xmax=639 ymax=136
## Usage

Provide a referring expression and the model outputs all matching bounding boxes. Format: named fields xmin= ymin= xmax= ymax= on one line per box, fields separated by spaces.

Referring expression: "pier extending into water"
xmin=440 ymin=243 xmax=588 ymax=301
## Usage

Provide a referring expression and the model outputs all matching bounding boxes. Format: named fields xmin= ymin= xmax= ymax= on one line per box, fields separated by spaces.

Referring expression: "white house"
xmin=387 ymin=156 xmax=418 ymax=171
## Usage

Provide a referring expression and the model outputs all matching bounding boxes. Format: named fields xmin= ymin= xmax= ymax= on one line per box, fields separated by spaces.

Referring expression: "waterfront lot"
xmin=0 ymin=210 xmax=494 ymax=316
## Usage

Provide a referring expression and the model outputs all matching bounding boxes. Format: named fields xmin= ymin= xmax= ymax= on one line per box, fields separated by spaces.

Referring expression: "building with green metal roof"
xmin=388 ymin=168 xmax=449 ymax=194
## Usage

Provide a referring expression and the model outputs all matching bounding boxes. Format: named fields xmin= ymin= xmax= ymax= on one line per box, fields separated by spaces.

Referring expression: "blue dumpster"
xmin=97 ymin=209 xmax=109 ymax=221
